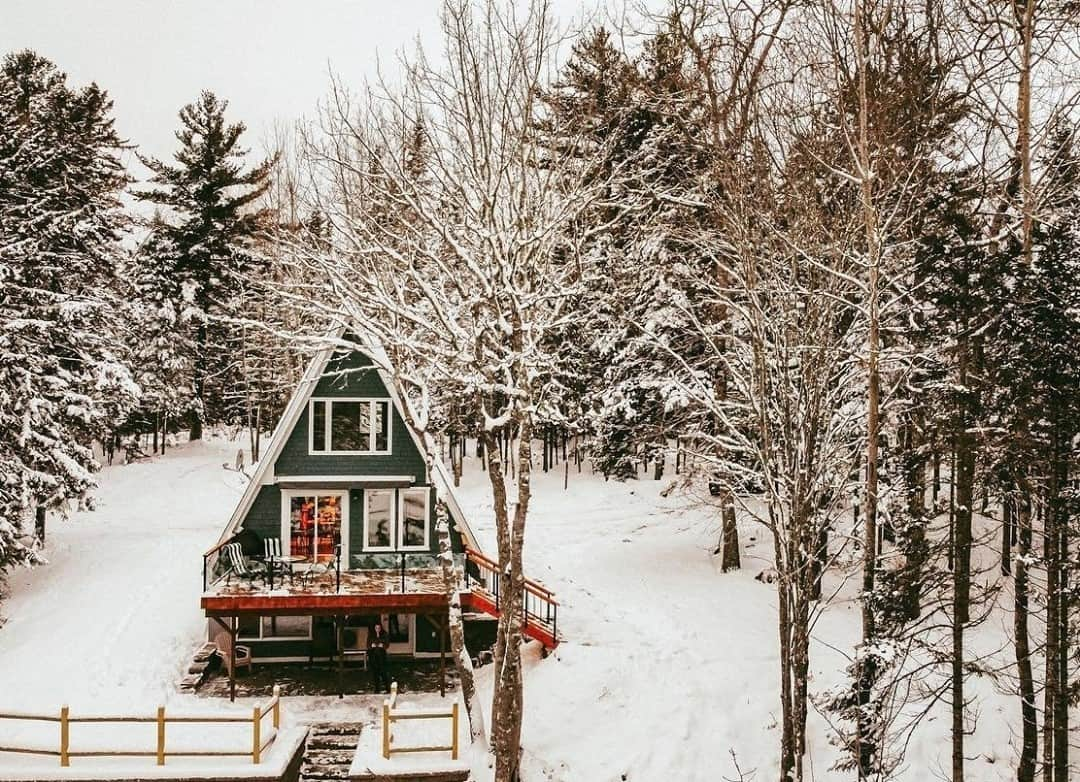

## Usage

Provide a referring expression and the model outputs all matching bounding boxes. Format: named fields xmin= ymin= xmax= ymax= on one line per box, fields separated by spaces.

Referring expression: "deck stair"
xmin=463 ymin=549 xmax=559 ymax=649
xmin=300 ymin=721 xmax=363 ymax=782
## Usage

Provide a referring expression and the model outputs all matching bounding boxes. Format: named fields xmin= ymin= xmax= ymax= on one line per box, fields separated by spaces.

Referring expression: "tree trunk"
xmin=1002 ymin=496 xmax=1013 ymax=576
xmin=34 ymin=506 xmax=46 ymax=544
xmin=435 ymin=501 xmax=486 ymax=747
xmin=1014 ymin=492 xmax=1037 ymax=782
xmin=720 ymin=492 xmax=741 ymax=573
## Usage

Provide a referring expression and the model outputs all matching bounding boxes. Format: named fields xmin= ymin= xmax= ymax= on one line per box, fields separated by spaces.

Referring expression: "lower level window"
xmin=237 ymin=615 xmax=312 ymax=641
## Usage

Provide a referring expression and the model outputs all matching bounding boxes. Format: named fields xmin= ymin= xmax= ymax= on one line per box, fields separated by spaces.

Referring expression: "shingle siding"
xmin=235 ymin=348 xmax=450 ymax=566
xmin=273 ymin=351 xmax=427 ymax=480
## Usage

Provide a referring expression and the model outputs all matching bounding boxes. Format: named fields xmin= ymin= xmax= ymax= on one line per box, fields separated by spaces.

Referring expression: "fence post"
xmin=252 ymin=706 xmax=261 ymax=764
xmin=272 ymin=684 xmax=281 ymax=729
xmin=156 ymin=706 xmax=166 ymax=765
xmin=451 ymin=702 xmax=459 ymax=760
xmin=59 ymin=705 xmax=70 ymax=767
xmin=382 ymin=701 xmax=391 ymax=759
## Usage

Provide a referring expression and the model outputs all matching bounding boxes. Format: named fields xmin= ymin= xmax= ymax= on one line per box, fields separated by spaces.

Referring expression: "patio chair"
xmin=214 ymin=630 xmax=252 ymax=677
xmin=296 ymin=545 xmax=341 ymax=589
xmin=264 ymin=537 xmax=282 ymax=559
xmin=224 ymin=542 xmax=265 ymax=586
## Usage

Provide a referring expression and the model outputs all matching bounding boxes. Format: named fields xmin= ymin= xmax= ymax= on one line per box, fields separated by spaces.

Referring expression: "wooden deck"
xmin=202 ymin=568 xmax=453 ymax=616
xmin=201 ymin=552 xmax=560 ymax=648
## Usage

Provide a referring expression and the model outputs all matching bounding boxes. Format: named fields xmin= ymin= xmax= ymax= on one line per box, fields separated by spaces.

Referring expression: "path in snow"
xmin=0 ymin=438 xmax=247 ymax=712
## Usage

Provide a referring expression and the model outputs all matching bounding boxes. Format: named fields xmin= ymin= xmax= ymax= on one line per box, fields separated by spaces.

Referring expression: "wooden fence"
xmin=0 ymin=685 xmax=281 ymax=767
xmin=381 ymin=683 xmax=459 ymax=761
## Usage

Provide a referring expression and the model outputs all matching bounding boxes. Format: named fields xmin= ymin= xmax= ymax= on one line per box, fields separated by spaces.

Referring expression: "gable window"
xmin=309 ymin=398 xmax=391 ymax=455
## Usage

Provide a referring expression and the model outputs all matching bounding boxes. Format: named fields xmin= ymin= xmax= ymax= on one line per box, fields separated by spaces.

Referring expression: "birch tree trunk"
xmin=435 ymin=501 xmax=487 ymax=747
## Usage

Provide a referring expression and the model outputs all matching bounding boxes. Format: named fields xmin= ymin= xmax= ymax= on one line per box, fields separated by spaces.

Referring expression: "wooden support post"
xmin=451 ymin=702 xmax=459 ymax=760
xmin=382 ymin=701 xmax=391 ymax=759
xmin=59 ymin=705 xmax=69 ymax=767
xmin=438 ymin=614 xmax=447 ymax=698
xmin=272 ymin=684 xmax=281 ymax=728
xmin=252 ymin=705 xmax=261 ymax=763
xmin=230 ymin=616 xmax=237 ymax=703
xmin=336 ymin=616 xmax=344 ymax=700
xmin=156 ymin=706 xmax=166 ymax=765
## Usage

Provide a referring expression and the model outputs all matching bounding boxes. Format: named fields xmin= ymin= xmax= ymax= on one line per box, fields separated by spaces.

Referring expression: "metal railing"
xmin=463 ymin=548 xmax=558 ymax=641
xmin=0 ymin=685 xmax=281 ymax=767
xmin=381 ymin=683 xmax=459 ymax=761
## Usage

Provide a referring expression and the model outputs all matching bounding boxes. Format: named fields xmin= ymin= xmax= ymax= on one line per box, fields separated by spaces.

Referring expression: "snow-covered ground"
xmin=0 ymin=438 xmax=1052 ymax=780
xmin=453 ymin=452 xmax=1032 ymax=782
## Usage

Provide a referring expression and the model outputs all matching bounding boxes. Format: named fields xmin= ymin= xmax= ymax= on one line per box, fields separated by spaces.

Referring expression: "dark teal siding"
xmin=244 ymin=485 xmax=281 ymax=540
xmin=235 ymin=348 xmax=442 ymax=571
xmin=273 ymin=351 xmax=426 ymax=479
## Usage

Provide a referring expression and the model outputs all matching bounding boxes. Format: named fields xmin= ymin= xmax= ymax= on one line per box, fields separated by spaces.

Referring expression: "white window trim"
xmin=397 ymin=487 xmax=431 ymax=551
xmin=280 ymin=488 xmax=350 ymax=566
xmin=237 ymin=615 xmax=313 ymax=642
xmin=363 ymin=488 xmax=397 ymax=552
xmin=308 ymin=397 xmax=393 ymax=456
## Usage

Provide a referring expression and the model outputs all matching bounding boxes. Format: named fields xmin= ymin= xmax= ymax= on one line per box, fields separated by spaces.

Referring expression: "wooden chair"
xmin=214 ymin=630 xmax=253 ymax=677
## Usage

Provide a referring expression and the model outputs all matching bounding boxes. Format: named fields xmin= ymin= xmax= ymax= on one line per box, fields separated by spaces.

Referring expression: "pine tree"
xmin=137 ymin=90 xmax=273 ymax=440
xmin=0 ymin=50 xmax=138 ymax=571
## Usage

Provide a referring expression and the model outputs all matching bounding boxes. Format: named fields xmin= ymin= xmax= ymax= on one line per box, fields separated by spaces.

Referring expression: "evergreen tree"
xmin=137 ymin=90 xmax=273 ymax=439
xmin=0 ymin=51 xmax=138 ymax=572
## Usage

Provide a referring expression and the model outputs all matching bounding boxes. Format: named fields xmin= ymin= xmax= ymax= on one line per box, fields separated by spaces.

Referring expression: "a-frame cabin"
xmin=200 ymin=336 xmax=557 ymax=695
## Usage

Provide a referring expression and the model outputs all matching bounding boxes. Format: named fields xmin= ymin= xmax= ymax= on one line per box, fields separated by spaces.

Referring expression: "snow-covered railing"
xmin=381 ymin=682 xmax=459 ymax=760
xmin=0 ymin=685 xmax=281 ymax=766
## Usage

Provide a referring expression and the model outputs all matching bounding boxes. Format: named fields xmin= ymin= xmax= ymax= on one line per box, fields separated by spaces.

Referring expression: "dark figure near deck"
xmin=368 ymin=621 xmax=391 ymax=693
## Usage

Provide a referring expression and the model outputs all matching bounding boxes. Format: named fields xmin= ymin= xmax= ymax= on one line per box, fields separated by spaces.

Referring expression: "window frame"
xmin=280 ymin=488 xmax=349 ymax=565
xmin=236 ymin=615 xmax=313 ymax=642
xmin=397 ymin=487 xmax=431 ymax=551
xmin=308 ymin=397 xmax=392 ymax=456
xmin=362 ymin=488 xmax=397 ymax=552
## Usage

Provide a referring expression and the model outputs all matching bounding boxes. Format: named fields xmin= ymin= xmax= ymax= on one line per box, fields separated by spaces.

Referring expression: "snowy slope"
xmin=0 ymin=439 xmax=1048 ymax=780
xmin=452 ymin=454 xmax=1029 ymax=782
xmin=0 ymin=438 xmax=247 ymax=712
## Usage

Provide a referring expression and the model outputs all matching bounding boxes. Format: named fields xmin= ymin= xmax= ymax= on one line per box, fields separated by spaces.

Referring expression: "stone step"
xmin=304 ymin=749 xmax=355 ymax=764
xmin=308 ymin=721 xmax=366 ymax=734
xmin=307 ymin=734 xmax=360 ymax=750
xmin=299 ymin=763 xmax=352 ymax=778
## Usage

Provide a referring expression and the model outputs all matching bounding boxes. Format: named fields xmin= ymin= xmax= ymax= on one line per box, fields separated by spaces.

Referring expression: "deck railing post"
xmin=156 ymin=706 xmax=166 ymax=765
xmin=451 ymin=702 xmax=459 ymax=760
xmin=252 ymin=705 xmax=262 ymax=764
xmin=272 ymin=684 xmax=281 ymax=728
xmin=382 ymin=701 xmax=391 ymax=759
xmin=59 ymin=705 xmax=69 ymax=767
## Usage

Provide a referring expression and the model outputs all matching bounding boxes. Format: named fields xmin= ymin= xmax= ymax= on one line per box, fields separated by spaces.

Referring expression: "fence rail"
xmin=0 ymin=685 xmax=281 ymax=767
xmin=381 ymin=683 xmax=459 ymax=761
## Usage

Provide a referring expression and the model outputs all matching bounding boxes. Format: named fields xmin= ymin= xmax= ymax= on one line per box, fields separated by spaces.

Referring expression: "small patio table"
xmin=265 ymin=555 xmax=305 ymax=590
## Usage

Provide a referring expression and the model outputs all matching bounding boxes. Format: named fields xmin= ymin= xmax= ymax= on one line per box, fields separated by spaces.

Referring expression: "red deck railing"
xmin=464 ymin=548 xmax=559 ymax=647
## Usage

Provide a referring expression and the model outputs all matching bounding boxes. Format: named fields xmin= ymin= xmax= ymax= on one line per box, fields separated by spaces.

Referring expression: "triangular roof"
xmin=213 ymin=327 xmax=481 ymax=553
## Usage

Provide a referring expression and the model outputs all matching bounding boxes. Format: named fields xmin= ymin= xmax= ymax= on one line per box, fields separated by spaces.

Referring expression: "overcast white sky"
xmin=1 ymin=0 xmax=607 ymax=169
